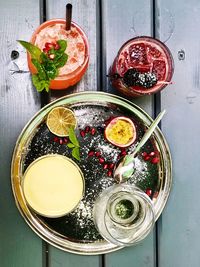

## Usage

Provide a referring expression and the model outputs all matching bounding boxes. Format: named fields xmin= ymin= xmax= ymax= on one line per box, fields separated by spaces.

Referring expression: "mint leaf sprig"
xmin=67 ymin=127 xmax=80 ymax=161
xmin=18 ymin=40 xmax=68 ymax=92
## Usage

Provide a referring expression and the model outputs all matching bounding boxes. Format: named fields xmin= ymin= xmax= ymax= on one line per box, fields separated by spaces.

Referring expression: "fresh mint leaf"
xmin=32 ymin=75 xmax=50 ymax=92
xmin=57 ymin=40 xmax=67 ymax=53
xmin=31 ymin=58 xmax=48 ymax=80
xmin=55 ymin=53 xmax=68 ymax=68
xmin=45 ymin=63 xmax=58 ymax=79
xmin=18 ymin=40 xmax=41 ymax=61
xmin=72 ymin=147 xmax=80 ymax=161
xmin=68 ymin=127 xmax=79 ymax=147
xmin=40 ymin=52 xmax=50 ymax=64
xmin=67 ymin=143 xmax=75 ymax=148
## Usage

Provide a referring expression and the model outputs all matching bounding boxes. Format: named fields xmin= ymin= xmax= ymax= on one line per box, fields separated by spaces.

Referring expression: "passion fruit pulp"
xmin=104 ymin=116 xmax=136 ymax=148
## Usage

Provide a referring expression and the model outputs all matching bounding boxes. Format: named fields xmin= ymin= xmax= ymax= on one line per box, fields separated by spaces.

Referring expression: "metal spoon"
xmin=113 ymin=110 xmax=166 ymax=183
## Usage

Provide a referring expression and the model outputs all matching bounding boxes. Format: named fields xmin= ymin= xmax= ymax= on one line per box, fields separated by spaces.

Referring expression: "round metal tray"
xmin=11 ymin=92 xmax=172 ymax=255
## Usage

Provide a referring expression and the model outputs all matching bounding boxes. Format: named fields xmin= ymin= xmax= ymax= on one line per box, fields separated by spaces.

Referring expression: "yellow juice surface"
xmin=23 ymin=155 xmax=84 ymax=217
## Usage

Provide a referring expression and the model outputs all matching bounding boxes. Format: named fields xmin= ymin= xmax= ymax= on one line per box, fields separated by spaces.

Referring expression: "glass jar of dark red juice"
xmin=110 ymin=36 xmax=174 ymax=97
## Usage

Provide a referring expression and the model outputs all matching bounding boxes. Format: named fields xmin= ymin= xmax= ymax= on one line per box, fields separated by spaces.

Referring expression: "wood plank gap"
xmin=39 ymin=0 xmax=51 ymax=107
xmin=40 ymin=0 xmax=50 ymax=265
xmin=42 ymin=240 xmax=49 ymax=267
xmin=97 ymin=0 xmax=106 ymax=92
xmin=152 ymin=1 xmax=160 ymax=267
xmin=96 ymin=0 xmax=105 ymax=264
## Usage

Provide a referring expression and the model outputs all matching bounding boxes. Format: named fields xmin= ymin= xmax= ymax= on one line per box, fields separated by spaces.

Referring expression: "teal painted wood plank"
xmin=0 ymin=1 xmax=43 ymax=266
xmin=102 ymin=0 xmax=154 ymax=116
xmin=157 ymin=1 xmax=200 ymax=266
xmin=46 ymin=0 xmax=100 ymax=266
xmin=102 ymin=1 xmax=156 ymax=266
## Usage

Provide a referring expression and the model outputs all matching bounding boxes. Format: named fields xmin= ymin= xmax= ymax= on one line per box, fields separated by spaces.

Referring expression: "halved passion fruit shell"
xmin=104 ymin=116 xmax=136 ymax=148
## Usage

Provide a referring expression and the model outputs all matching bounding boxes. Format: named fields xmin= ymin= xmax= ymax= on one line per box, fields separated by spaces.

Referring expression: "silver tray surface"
xmin=11 ymin=92 xmax=172 ymax=255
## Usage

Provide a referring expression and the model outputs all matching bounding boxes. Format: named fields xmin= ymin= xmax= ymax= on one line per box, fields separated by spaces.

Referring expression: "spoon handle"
xmin=132 ymin=110 xmax=166 ymax=157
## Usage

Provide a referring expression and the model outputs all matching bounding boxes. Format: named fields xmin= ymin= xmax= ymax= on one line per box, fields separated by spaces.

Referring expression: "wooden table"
xmin=1 ymin=0 xmax=200 ymax=266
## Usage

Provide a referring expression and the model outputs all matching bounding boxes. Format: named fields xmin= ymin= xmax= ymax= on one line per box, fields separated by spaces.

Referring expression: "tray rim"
xmin=11 ymin=91 xmax=172 ymax=255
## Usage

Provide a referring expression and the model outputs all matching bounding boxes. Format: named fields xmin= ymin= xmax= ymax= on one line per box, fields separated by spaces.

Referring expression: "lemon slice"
xmin=46 ymin=107 xmax=76 ymax=137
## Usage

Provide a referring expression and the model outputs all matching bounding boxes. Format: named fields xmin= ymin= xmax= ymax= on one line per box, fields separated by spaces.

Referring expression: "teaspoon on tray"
xmin=113 ymin=110 xmax=166 ymax=183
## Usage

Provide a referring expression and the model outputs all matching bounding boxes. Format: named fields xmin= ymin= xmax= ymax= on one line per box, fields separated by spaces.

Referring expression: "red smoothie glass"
xmin=110 ymin=36 xmax=174 ymax=97
xmin=28 ymin=19 xmax=89 ymax=90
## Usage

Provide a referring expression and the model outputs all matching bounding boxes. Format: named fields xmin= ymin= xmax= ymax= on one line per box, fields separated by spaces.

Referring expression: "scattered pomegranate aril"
xmin=91 ymin=128 xmax=96 ymax=135
xmin=95 ymin=151 xmax=101 ymax=157
xmin=99 ymin=158 xmax=105 ymax=164
xmin=149 ymin=151 xmax=155 ymax=157
xmin=88 ymin=150 xmax=95 ymax=157
xmin=107 ymin=170 xmax=112 ymax=177
xmin=53 ymin=137 xmax=59 ymax=142
xmin=80 ymin=130 xmax=85 ymax=138
xmin=108 ymin=163 xmax=115 ymax=169
xmin=59 ymin=139 xmax=63 ymax=145
xmin=63 ymin=137 xmax=68 ymax=144
xmin=151 ymin=157 xmax=160 ymax=164
xmin=142 ymin=152 xmax=148 ymax=157
xmin=120 ymin=150 xmax=127 ymax=156
xmin=103 ymin=163 xmax=108 ymax=169
xmin=146 ymin=189 xmax=152 ymax=197
xmin=85 ymin=126 xmax=90 ymax=133
xmin=144 ymin=155 xmax=150 ymax=161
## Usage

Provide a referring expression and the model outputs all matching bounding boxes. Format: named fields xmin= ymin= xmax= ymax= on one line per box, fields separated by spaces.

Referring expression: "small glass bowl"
xmin=93 ymin=184 xmax=155 ymax=246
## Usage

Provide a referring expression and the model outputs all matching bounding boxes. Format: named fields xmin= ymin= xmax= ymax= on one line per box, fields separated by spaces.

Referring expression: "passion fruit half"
xmin=104 ymin=116 xmax=136 ymax=148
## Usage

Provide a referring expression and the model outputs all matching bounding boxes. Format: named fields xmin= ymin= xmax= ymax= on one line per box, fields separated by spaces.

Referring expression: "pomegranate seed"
xmin=80 ymin=130 xmax=85 ymax=138
xmin=151 ymin=157 xmax=160 ymax=164
xmin=108 ymin=163 xmax=115 ymax=169
xmin=88 ymin=150 xmax=95 ymax=157
xmin=107 ymin=170 xmax=112 ymax=177
xmin=95 ymin=151 xmax=101 ymax=157
xmin=144 ymin=155 xmax=150 ymax=161
xmin=103 ymin=163 xmax=108 ymax=169
xmin=99 ymin=158 xmax=105 ymax=164
xmin=85 ymin=126 xmax=90 ymax=133
xmin=146 ymin=189 xmax=152 ymax=197
xmin=49 ymin=54 xmax=55 ymax=60
xmin=45 ymin=42 xmax=54 ymax=49
xmin=149 ymin=151 xmax=155 ymax=157
xmin=142 ymin=152 xmax=148 ymax=157
xmin=43 ymin=47 xmax=48 ymax=53
xmin=63 ymin=137 xmax=68 ymax=144
xmin=121 ymin=150 xmax=127 ymax=156
xmin=53 ymin=137 xmax=59 ymax=142
xmin=59 ymin=139 xmax=63 ymax=145
xmin=91 ymin=128 xmax=96 ymax=135
xmin=54 ymin=43 xmax=60 ymax=50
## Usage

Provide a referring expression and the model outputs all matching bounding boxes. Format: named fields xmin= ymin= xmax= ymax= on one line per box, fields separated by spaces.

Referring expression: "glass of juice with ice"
xmin=110 ymin=36 xmax=174 ymax=97
xmin=27 ymin=19 xmax=89 ymax=90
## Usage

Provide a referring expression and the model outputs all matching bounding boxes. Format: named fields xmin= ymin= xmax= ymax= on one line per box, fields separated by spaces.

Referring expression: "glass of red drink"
xmin=27 ymin=19 xmax=89 ymax=90
xmin=110 ymin=36 xmax=174 ymax=97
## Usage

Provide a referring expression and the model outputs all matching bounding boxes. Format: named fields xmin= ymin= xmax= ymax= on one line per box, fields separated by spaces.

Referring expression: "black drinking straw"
xmin=66 ymin=3 xmax=72 ymax=30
